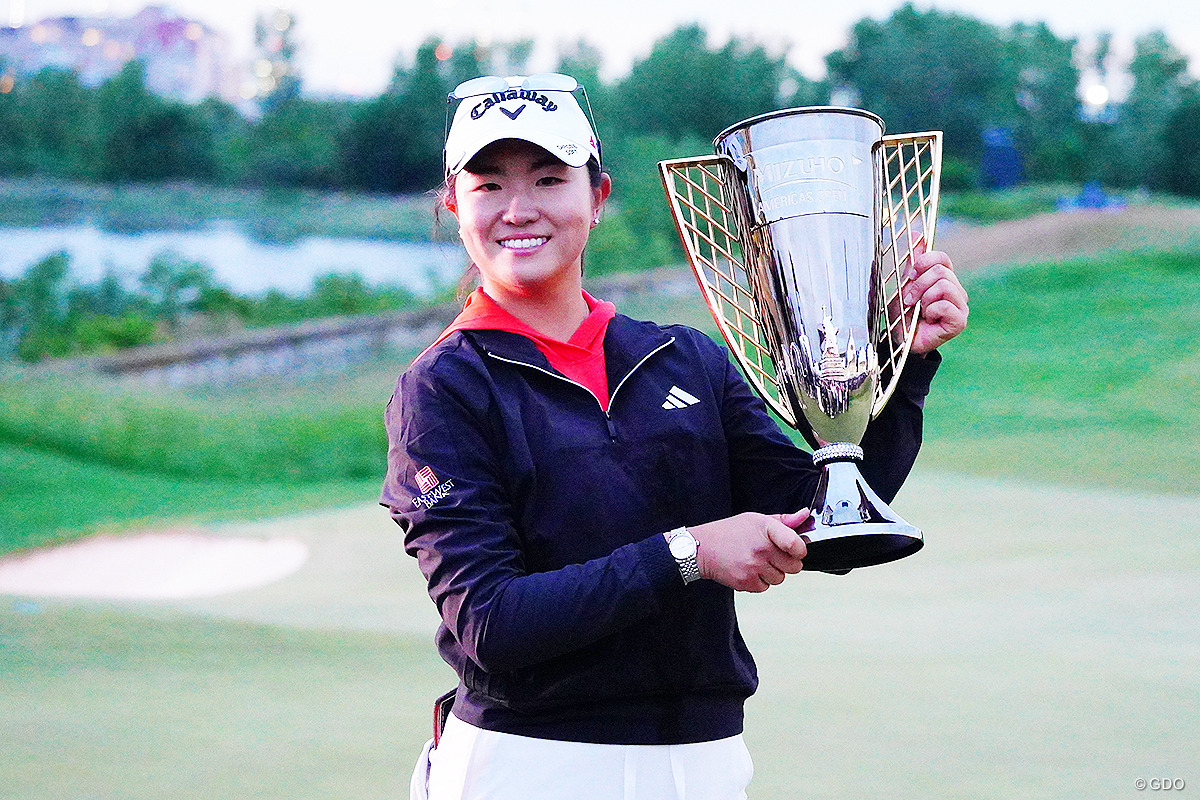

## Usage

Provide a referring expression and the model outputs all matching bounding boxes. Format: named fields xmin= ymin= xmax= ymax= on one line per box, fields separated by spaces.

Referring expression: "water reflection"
xmin=0 ymin=223 xmax=467 ymax=296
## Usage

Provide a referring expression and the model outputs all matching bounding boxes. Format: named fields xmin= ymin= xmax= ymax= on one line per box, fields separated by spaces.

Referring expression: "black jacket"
xmin=380 ymin=314 xmax=937 ymax=744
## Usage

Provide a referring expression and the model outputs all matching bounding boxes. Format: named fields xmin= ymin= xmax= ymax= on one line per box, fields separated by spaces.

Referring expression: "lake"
xmin=0 ymin=223 xmax=468 ymax=296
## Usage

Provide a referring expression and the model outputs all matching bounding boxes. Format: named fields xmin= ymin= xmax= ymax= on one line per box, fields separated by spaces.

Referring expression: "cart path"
xmin=935 ymin=204 xmax=1200 ymax=272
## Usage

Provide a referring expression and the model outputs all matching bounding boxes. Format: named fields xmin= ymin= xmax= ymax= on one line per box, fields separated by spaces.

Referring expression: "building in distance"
xmin=0 ymin=5 xmax=238 ymax=104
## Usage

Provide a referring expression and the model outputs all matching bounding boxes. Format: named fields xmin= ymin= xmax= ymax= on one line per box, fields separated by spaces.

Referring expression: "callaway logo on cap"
xmin=444 ymin=73 xmax=601 ymax=176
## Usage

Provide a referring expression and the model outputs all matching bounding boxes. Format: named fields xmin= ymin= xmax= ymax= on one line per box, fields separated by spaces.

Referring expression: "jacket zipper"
xmin=484 ymin=337 xmax=676 ymax=441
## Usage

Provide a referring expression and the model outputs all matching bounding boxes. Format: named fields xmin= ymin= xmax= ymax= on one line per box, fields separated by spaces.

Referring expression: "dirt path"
xmin=935 ymin=204 xmax=1200 ymax=272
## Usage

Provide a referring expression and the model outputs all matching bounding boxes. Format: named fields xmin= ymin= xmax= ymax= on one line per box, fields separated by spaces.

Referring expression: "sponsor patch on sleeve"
xmin=412 ymin=465 xmax=455 ymax=509
xmin=415 ymin=466 xmax=439 ymax=494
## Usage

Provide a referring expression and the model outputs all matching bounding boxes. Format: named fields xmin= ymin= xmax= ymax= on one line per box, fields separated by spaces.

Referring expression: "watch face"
xmin=670 ymin=533 xmax=697 ymax=560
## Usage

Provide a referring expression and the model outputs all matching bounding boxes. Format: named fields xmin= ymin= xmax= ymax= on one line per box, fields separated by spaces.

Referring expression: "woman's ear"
xmin=443 ymin=191 xmax=458 ymax=216
xmin=592 ymin=172 xmax=613 ymax=220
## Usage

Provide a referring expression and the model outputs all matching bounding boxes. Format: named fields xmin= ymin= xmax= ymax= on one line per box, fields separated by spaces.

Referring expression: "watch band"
xmin=664 ymin=527 xmax=701 ymax=585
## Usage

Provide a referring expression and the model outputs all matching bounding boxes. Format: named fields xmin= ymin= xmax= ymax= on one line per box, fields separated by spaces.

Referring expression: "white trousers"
xmin=412 ymin=714 xmax=754 ymax=800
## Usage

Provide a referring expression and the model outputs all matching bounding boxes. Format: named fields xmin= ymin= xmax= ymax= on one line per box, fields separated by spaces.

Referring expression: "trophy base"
xmin=800 ymin=448 xmax=924 ymax=574
xmin=800 ymin=525 xmax=923 ymax=574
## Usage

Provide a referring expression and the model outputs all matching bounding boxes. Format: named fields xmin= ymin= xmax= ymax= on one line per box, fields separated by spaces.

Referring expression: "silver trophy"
xmin=659 ymin=107 xmax=942 ymax=573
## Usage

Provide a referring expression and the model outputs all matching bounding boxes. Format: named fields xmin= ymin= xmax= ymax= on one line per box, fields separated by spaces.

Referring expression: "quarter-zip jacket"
xmin=381 ymin=313 xmax=938 ymax=745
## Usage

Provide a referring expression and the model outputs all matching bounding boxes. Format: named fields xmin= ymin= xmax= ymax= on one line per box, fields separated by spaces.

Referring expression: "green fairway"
xmin=919 ymin=249 xmax=1200 ymax=494
xmin=741 ymin=472 xmax=1200 ymax=799
xmin=3 ymin=473 xmax=1196 ymax=799
xmin=0 ymin=607 xmax=449 ymax=800
xmin=0 ymin=363 xmax=397 ymax=485
xmin=5 ymin=245 xmax=1197 ymax=555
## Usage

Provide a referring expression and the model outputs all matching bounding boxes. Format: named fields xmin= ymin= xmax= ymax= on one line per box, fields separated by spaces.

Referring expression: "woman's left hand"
xmin=902 ymin=242 xmax=969 ymax=354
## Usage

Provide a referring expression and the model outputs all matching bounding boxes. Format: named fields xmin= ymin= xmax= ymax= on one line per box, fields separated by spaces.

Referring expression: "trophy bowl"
xmin=659 ymin=107 xmax=942 ymax=573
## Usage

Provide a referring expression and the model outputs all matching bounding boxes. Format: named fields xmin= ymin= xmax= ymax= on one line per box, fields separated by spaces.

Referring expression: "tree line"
xmin=1 ymin=4 xmax=1198 ymax=198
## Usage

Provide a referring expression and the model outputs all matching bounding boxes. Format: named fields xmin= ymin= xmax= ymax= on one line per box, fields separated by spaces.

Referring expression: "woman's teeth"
xmin=500 ymin=237 xmax=548 ymax=250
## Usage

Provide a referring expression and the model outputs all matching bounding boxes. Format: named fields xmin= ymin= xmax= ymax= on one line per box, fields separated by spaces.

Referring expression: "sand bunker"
xmin=0 ymin=530 xmax=309 ymax=600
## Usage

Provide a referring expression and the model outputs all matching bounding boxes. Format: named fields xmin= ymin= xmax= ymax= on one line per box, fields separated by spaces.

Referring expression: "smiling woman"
xmin=444 ymin=140 xmax=610 ymax=340
xmin=437 ymin=73 xmax=611 ymax=339
xmin=380 ymin=72 xmax=966 ymax=800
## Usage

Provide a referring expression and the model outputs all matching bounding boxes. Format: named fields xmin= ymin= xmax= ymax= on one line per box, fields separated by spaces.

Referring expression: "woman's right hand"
xmin=689 ymin=510 xmax=810 ymax=592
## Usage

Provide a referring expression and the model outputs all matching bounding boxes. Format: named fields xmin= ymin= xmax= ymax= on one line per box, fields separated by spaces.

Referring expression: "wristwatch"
xmin=664 ymin=527 xmax=701 ymax=585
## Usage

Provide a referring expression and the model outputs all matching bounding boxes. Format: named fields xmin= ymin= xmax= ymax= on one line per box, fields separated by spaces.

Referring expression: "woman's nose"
xmin=502 ymin=191 xmax=539 ymax=224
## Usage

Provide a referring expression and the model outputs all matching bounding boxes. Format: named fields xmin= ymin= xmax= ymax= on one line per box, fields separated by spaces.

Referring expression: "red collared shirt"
xmin=428 ymin=288 xmax=617 ymax=410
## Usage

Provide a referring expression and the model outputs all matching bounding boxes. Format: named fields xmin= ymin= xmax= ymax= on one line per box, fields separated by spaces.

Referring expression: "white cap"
xmin=444 ymin=75 xmax=600 ymax=176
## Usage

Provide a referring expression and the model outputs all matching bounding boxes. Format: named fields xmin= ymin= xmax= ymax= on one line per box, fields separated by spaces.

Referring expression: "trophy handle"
xmin=659 ymin=155 xmax=798 ymax=427
xmin=872 ymin=131 xmax=943 ymax=416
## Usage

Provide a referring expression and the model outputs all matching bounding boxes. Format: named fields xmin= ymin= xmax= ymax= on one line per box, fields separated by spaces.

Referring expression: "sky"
xmin=7 ymin=0 xmax=1198 ymax=97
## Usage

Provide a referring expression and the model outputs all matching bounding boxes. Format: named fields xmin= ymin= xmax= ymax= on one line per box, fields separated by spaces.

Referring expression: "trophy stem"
xmin=800 ymin=444 xmax=923 ymax=574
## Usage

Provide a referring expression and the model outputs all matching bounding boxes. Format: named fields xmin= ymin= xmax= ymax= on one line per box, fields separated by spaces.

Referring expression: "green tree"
xmin=1162 ymin=87 xmax=1200 ymax=196
xmin=1093 ymin=32 xmax=1113 ymax=77
xmin=305 ymin=272 xmax=415 ymax=316
xmin=555 ymin=40 xmax=618 ymax=166
xmin=71 ymin=312 xmax=156 ymax=352
xmin=193 ymin=96 xmax=252 ymax=185
xmin=0 ymin=68 xmax=28 ymax=175
xmin=826 ymin=4 xmax=1011 ymax=160
xmin=254 ymin=8 xmax=302 ymax=112
xmin=339 ymin=91 xmax=413 ymax=193
xmin=614 ymin=25 xmax=791 ymax=142
xmin=496 ymin=39 xmax=535 ymax=76
xmin=15 ymin=68 xmax=97 ymax=179
xmin=139 ymin=255 xmax=216 ymax=333
xmin=95 ymin=61 xmax=217 ymax=182
xmin=1006 ymin=22 xmax=1082 ymax=181
xmin=245 ymin=97 xmax=350 ymax=189
xmin=68 ymin=269 xmax=136 ymax=318
xmin=446 ymin=40 xmax=489 ymax=89
xmin=1108 ymin=31 xmax=1193 ymax=188
xmin=11 ymin=253 xmax=72 ymax=361
xmin=0 ymin=275 xmax=17 ymax=357
xmin=341 ymin=38 xmax=451 ymax=193
xmin=778 ymin=72 xmax=829 ymax=109
xmin=598 ymin=134 xmax=709 ymax=272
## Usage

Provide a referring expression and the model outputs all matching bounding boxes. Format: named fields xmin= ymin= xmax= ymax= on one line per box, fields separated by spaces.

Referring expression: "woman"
xmin=381 ymin=73 xmax=968 ymax=800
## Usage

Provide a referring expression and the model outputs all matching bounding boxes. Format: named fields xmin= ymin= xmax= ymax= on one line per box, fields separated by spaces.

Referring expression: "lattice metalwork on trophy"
xmin=659 ymin=157 xmax=794 ymax=425
xmin=874 ymin=132 xmax=942 ymax=415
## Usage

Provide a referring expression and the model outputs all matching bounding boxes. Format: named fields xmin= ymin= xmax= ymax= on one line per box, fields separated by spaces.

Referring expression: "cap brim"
xmin=449 ymin=132 xmax=593 ymax=175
